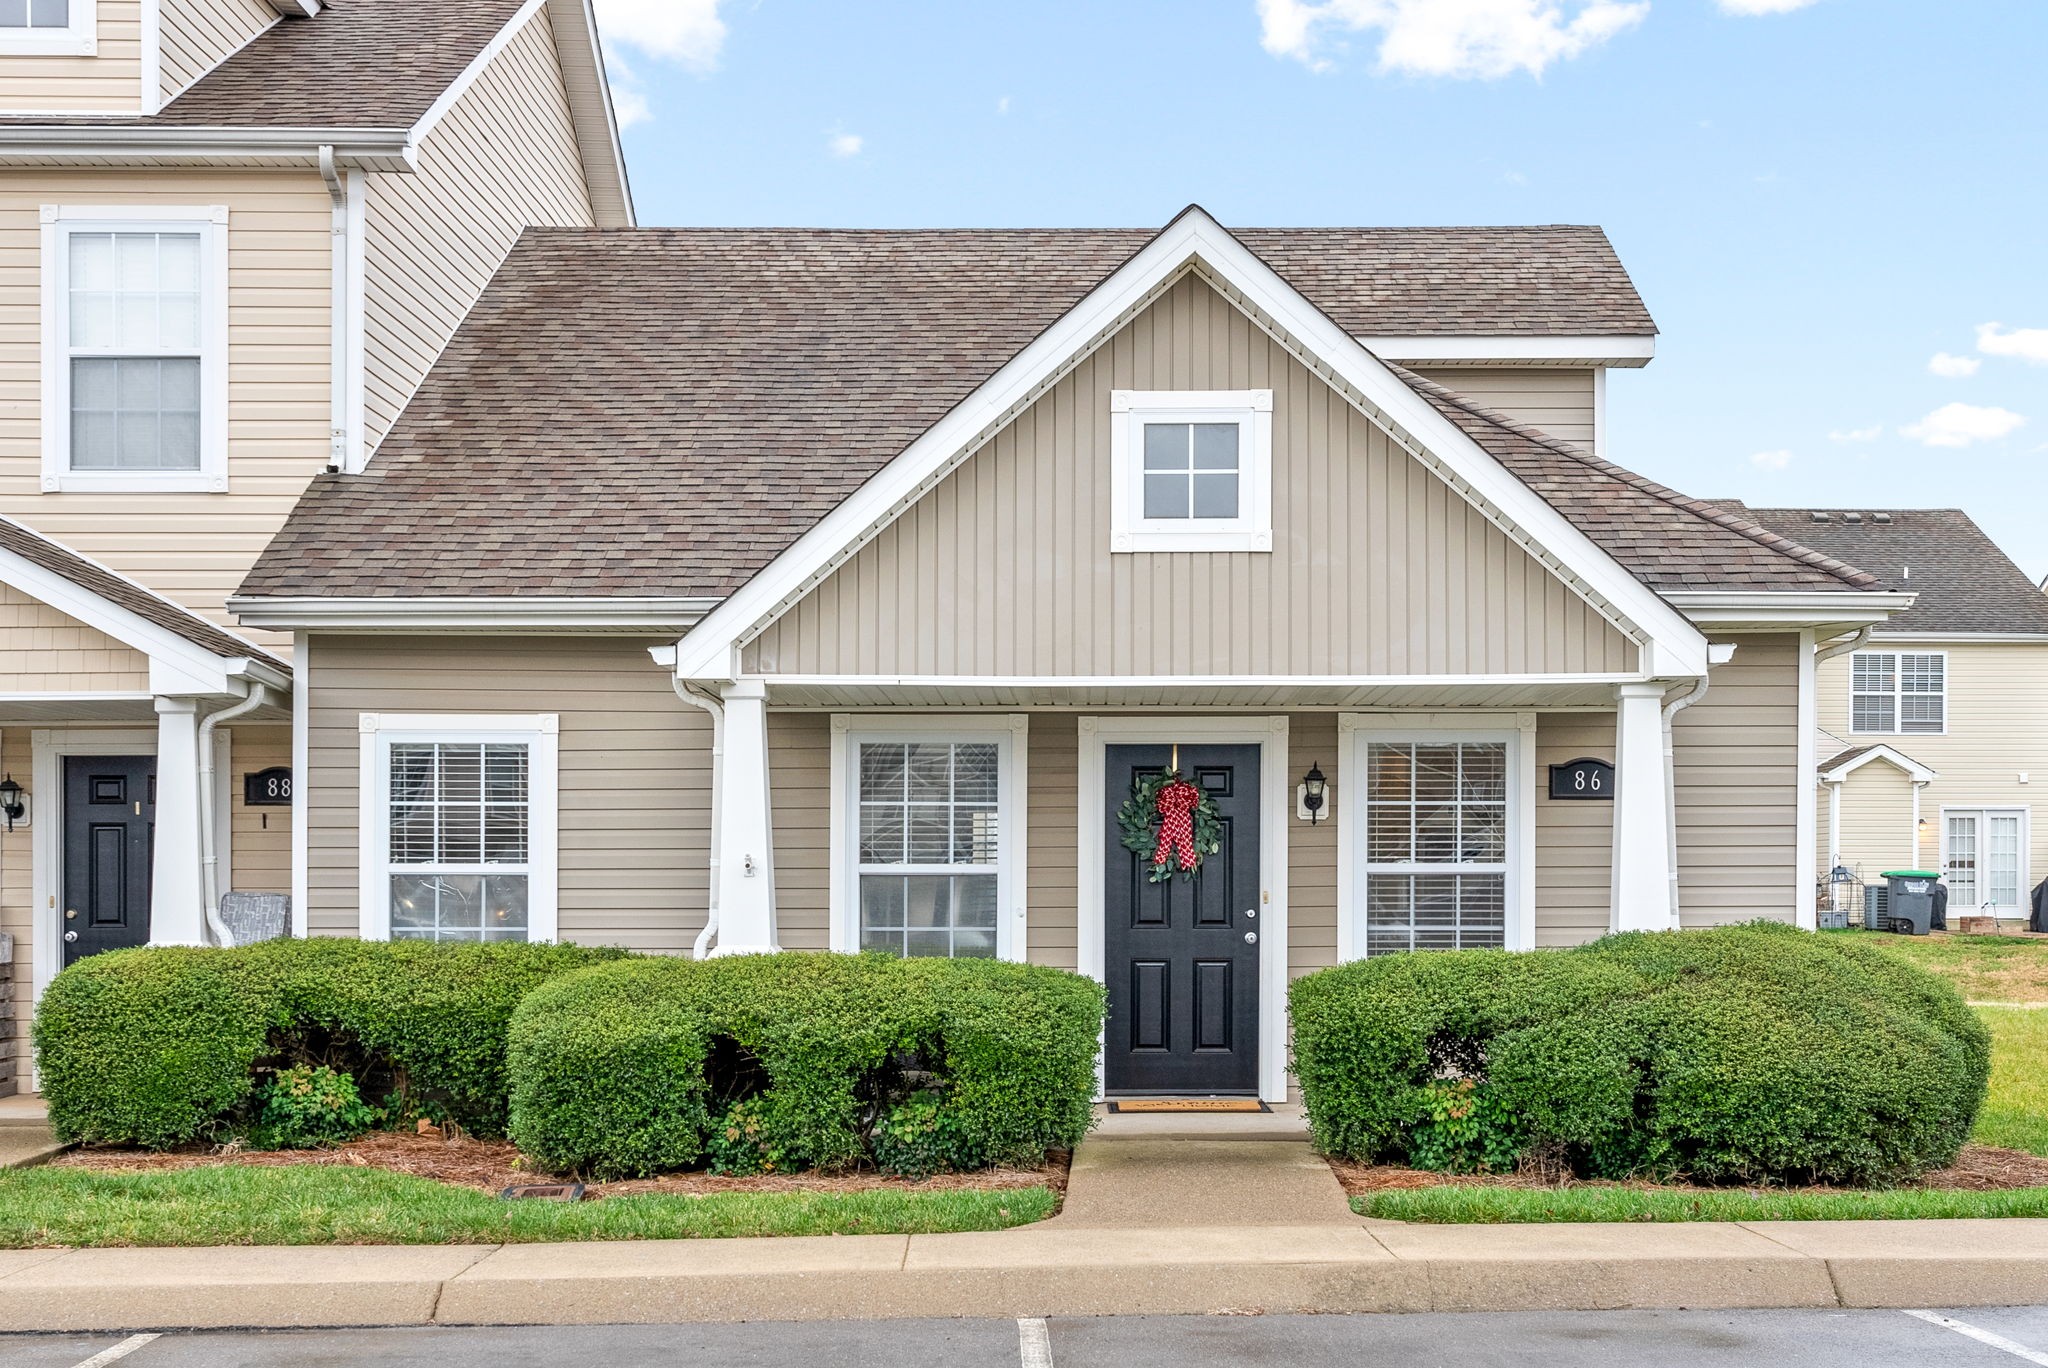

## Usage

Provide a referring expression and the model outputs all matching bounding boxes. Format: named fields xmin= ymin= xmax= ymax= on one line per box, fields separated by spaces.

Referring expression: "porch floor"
xmin=1059 ymin=1108 xmax=1350 ymax=1230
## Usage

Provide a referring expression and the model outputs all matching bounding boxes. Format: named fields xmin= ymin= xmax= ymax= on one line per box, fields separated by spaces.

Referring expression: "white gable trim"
xmin=672 ymin=207 xmax=1710 ymax=683
xmin=1820 ymin=745 xmax=1937 ymax=785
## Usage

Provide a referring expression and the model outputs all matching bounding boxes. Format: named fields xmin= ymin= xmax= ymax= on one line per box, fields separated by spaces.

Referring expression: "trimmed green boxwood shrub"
xmin=509 ymin=953 xmax=1105 ymax=1181
xmin=1289 ymin=922 xmax=1990 ymax=1187
xmin=33 ymin=938 xmax=626 ymax=1148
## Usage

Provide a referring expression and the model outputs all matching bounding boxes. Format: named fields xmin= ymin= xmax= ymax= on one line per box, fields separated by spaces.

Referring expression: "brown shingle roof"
xmin=242 ymin=225 xmax=1832 ymax=606
xmin=0 ymin=0 xmax=524 ymax=130
xmin=0 ymin=516 xmax=288 ymax=668
xmin=1722 ymin=507 xmax=2048 ymax=634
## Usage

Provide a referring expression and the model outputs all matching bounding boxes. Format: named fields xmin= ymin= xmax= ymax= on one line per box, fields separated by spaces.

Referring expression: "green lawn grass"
xmin=0 ymin=1164 xmax=1057 ymax=1248
xmin=1828 ymin=928 xmax=2048 ymax=1004
xmin=1357 ymin=1185 xmax=2048 ymax=1224
xmin=1975 ymin=1006 xmax=2048 ymax=1156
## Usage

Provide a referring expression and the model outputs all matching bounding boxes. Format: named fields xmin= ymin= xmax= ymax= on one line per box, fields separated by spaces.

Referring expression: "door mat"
xmin=1107 ymin=1099 xmax=1270 ymax=1114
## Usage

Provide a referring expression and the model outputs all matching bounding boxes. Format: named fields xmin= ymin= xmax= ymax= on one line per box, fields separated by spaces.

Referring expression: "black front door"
xmin=1104 ymin=744 xmax=1260 ymax=1095
xmin=63 ymin=755 xmax=155 ymax=966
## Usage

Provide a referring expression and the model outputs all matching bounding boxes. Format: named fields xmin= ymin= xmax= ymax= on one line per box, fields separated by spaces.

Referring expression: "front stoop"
xmin=7 ymin=1219 xmax=2048 ymax=1331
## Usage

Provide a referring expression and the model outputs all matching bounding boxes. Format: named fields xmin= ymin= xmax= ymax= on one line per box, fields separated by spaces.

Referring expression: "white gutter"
xmin=231 ymin=596 xmax=719 ymax=633
xmin=198 ymin=683 xmax=269 ymax=946
xmin=653 ymin=644 xmax=722 ymax=959
xmin=0 ymin=126 xmax=416 ymax=169
xmin=1661 ymin=643 xmax=1739 ymax=923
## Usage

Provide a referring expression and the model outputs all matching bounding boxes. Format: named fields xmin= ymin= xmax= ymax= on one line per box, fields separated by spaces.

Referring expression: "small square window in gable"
xmin=1111 ymin=390 xmax=1272 ymax=553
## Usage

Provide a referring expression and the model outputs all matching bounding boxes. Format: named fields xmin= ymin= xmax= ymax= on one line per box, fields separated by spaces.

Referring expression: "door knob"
xmin=1244 ymin=931 xmax=1257 ymax=944
xmin=63 ymin=930 xmax=78 ymax=944
xmin=1245 ymin=908 xmax=1256 ymax=919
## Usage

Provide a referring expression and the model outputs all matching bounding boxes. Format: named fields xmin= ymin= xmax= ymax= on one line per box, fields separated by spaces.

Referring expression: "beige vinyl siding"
xmin=1408 ymin=367 xmax=1596 ymax=447
xmin=158 ymin=0 xmax=274 ymax=100
xmin=0 ymin=582 xmax=149 ymax=690
xmin=1535 ymin=710 xmax=1616 ymax=945
xmin=305 ymin=635 xmax=711 ymax=953
xmin=1816 ymin=639 xmax=2048 ymax=894
xmin=769 ymin=710 xmax=829 ymax=951
xmin=360 ymin=11 xmax=595 ymax=450
xmin=0 ymin=727 xmax=33 ymax=1076
xmin=1289 ymin=712 xmax=1338 ymax=977
xmin=227 ymin=721 xmax=290 ymax=895
xmin=1826 ymin=762 xmax=1917 ymax=882
xmin=1673 ymin=633 xmax=1800 ymax=926
xmin=0 ymin=0 xmax=143 ymax=113
xmin=748 ymin=275 xmax=1635 ymax=680
xmin=0 ymin=170 xmax=332 ymax=643
xmin=1026 ymin=713 xmax=1079 ymax=971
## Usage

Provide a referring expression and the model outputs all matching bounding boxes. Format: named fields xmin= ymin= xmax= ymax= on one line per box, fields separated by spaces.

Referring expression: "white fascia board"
xmin=545 ymin=0 xmax=635 ymax=226
xmin=674 ymin=206 xmax=1710 ymax=682
xmin=411 ymin=0 xmax=547 ymax=144
xmin=0 ymin=127 xmax=414 ymax=170
xmin=1357 ymin=335 xmax=1658 ymax=367
xmin=1821 ymin=745 xmax=1937 ymax=785
xmin=265 ymin=0 xmax=321 ymax=15
xmin=760 ymin=671 xmax=1645 ymax=690
xmin=1668 ymin=591 xmax=1917 ymax=628
xmin=229 ymin=596 xmax=718 ymax=632
xmin=1869 ymin=631 xmax=2048 ymax=644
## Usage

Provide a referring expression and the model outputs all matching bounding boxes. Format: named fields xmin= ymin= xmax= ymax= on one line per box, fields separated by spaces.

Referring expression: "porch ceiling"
xmin=760 ymin=679 xmax=1634 ymax=710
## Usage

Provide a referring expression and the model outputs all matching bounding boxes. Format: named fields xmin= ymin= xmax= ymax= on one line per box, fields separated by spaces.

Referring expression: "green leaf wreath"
xmin=1116 ymin=768 xmax=1225 ymax=884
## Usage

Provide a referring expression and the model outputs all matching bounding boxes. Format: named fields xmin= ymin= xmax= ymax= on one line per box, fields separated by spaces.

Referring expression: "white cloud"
xmin=828 ymin=131 xmax=864 ymax=158
xmin=594 ymin=0 xmax=728 ymax=72
xmin=1748 ymin=449 xmax=1793 ymax=471
xmin=1900 ymin=403 xmax=2027 ymax=449
xmin=1717 ymin=0 xmax=1820 ymax=13
xmin=1978 ymin=322 xmax=2048 ymax=366
xmin=1256 ymin=0 xmax=1648 ymax=79
xmin=610 ymin=87 xmax=652 ymax=130
xmin=1828 ymin=424 xmax=1882 ymax=442
xmin=1928 ymin=352 xmax=1981 ymax=378
xmin=996 ymin=95 xmax=1011 ymax=115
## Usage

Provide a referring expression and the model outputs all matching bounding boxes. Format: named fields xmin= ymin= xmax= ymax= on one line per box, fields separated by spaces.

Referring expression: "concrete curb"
xmin=4 ymin=1218 xmax=2048 ymax=1331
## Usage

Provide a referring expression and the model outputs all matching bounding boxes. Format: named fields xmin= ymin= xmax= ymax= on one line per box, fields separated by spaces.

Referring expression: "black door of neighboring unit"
xmin=62 ymin=755 xmax=155 ymax=967
xmin=1104 ymin=744 xmax=1261 ymax=1095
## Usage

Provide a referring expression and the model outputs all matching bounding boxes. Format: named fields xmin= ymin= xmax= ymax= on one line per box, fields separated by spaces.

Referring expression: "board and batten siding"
xmin=1534 ymin=710 xmax=1616 ymax=945
xmin=360 ymin=10 xmax=595 ymax=450
xmin=1672 ymin=632 xmax=1801 ymax=927
xmin=0 ymin=170 xmax=332 ymax=641
xmin=157 ymin=0 xmax=275 ymax=101
xmin=0 ymin=0 xmax=143 ymax=113
xmin=305 ymin=635 xmax=712 ymax=954
xmin=745 ymin=275 xmax=1637 ymax=681
xmin=1406 ymin=367 xmax=1597 ymax=449
xmin=1816 ymin=640 xmax=2048 ymax=889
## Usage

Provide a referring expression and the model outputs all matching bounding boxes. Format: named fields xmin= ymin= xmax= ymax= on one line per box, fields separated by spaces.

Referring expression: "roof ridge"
xmin=1385 ymin=365 xmax=1882 ymax=592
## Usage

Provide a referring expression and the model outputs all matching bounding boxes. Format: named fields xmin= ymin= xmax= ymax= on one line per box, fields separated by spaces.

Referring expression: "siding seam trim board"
xmin=723 ymin=258 xmax=1649 ymax=670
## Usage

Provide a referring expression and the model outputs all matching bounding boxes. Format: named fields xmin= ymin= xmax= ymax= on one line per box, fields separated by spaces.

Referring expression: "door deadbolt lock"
xmin=64 ymin=908 xmax=77 ymax=920
xmin=1244 ymin=908 xmax=1256 ymax=919
xmin=1244 ymin=931 xmax=1258 ymax=944
xmin=63 ymin=930 xmax=78 ymax=944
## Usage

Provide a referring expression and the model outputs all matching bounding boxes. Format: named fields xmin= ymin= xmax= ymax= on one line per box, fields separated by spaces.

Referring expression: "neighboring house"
xmin=233 ymin=209 xmax=1911 ymax=1103
xmin=0 ymin=0 xmax=632 ymax=1089
xmin=1729 ymin=507 xmax=2048 ymax=921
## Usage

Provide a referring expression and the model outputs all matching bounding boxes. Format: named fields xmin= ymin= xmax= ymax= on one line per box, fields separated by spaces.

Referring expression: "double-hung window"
xmin=1850 ymin=651 xmax=1945 ymax=734
xmin=0 ymin=0 xmax=95 ymax=54
xmin=41 ymin=205 xmax=228 ymax=492
xmin=1109 ymin=390 xmax=1273 ymax=552
xmin=360 ymin=714 xmax=560 ymax=943
xmin=834 ymin=717 xmax=1026 ymax=959
xmin=1355 ymin=736 xmax=1522 ymax=955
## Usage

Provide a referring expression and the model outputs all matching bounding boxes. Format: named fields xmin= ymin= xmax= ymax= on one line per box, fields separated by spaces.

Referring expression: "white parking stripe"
xmin=68 ymin=1335 xmax=162 ymax=1368
xmin=1017 ymin=1317 xmax=1054 ymax=1368
xmin=1905 ymin=1310 xmax=2048 ymax=1365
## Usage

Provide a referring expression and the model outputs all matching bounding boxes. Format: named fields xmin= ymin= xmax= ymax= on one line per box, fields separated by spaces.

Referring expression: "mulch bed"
xmin=50 ymin=1131 xmax=1069 ymax=1200
xmin=1325 ymin=1143 xmax=2048 ymax=1199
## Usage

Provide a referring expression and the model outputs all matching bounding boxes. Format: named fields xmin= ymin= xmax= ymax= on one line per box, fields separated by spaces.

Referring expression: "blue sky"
xmin=593 ymin=0 xmax=2048 ymax=580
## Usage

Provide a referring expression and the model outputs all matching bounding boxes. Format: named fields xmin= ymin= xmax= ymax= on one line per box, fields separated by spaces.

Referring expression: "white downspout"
xmin=320 ymin=145 xmax=351 ymax=473
xmin=1661 ymin=643 xmax=1740 ymax=926
xmin=198 ymin=684 xmax=269 ymax=946
xmin=654 ymin=645 xmax=724 ymax=959
xmin=1815 ymin=625 xmax=1875 ymax=668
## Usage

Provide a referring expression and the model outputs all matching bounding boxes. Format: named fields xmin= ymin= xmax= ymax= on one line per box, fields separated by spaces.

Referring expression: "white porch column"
xmin=149 ymin=696 xmax=208 ymax=947
xmin=710 ymin=678 xmax=780 ymax=955
xmin=1611 ymin=682 xmax=1677 ymax=934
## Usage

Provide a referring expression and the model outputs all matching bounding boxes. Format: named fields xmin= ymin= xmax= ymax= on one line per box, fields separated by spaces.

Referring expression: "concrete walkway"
xmin=0 ymin=1095 xmax=68 ymax=1170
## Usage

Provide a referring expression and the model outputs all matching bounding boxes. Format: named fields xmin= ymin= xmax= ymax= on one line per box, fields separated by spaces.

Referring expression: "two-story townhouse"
xmin=0 ymin=0 xmax=633 ymax=1090
xmin=1729 ymin=507 xmax=2048 ymax=923
xmin=233 ymin=211 xmax=1911 ymax=1103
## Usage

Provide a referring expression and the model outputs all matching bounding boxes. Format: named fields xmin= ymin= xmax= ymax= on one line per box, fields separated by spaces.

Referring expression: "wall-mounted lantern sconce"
xmin=1298 ymin=762 xmax=1329 ymax=824
xmin=0 ymin=775 xmax=27 ymax=833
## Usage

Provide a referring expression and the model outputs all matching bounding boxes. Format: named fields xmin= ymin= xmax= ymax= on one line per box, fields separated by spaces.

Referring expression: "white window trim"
xmin=1849 ymin=649 xmax=1948 ymax=737
xmin=357 ymin=712 xmax=560 ymax=943
xmin=1109 ymin=388 xmax=1273 ymax=553
xmin=39 ymin=203 xmax=230 ymax=494
xmin=828 ymin=713 xmax=1028 ymax=961
xmin=1338 ymin=712 xmax=1538 ymax=962
xmin=0 ymin=0 xmax=96 ymax=55
xmin=1939 ymin=805 xmax=2031 ymax=915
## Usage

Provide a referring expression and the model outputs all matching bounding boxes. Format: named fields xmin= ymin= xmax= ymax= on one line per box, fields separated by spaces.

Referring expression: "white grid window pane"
xmin=1362 ymin=740 xmax=1511 ymax=955
xmin=67 ymin=231 xmax=205 ymax=475
xmin=1946 ymin=815 xmax=1979 ymax=906
xmin=855 ymin=740 xmax=1001 ymax=959
xmin=1 ymin=0 xmax=71 ymax=25
xmin=1852 ymin=652 xmax=1944 ymax=735
xmin=1139 ymin=421 xmax=1239 ymax=521
xmin=1366 ymin=873 xmax=1507 ymax=955
xmin=386 ymin=741 xmax=532 ymax=943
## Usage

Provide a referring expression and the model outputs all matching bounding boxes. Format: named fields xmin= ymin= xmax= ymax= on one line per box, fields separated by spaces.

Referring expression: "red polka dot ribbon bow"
xmin=1151 ymin=777 xmax=1204 ymax=875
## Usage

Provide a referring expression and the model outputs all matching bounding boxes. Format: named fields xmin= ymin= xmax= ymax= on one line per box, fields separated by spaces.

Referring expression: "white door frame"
xmin=1076 ymin=715 xmax=1290 ymax=1103
xmin=1939 ymin=804 xmax=2031 ymax=914
xmin=30 ymin=727 xmax=231 ymax=1014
